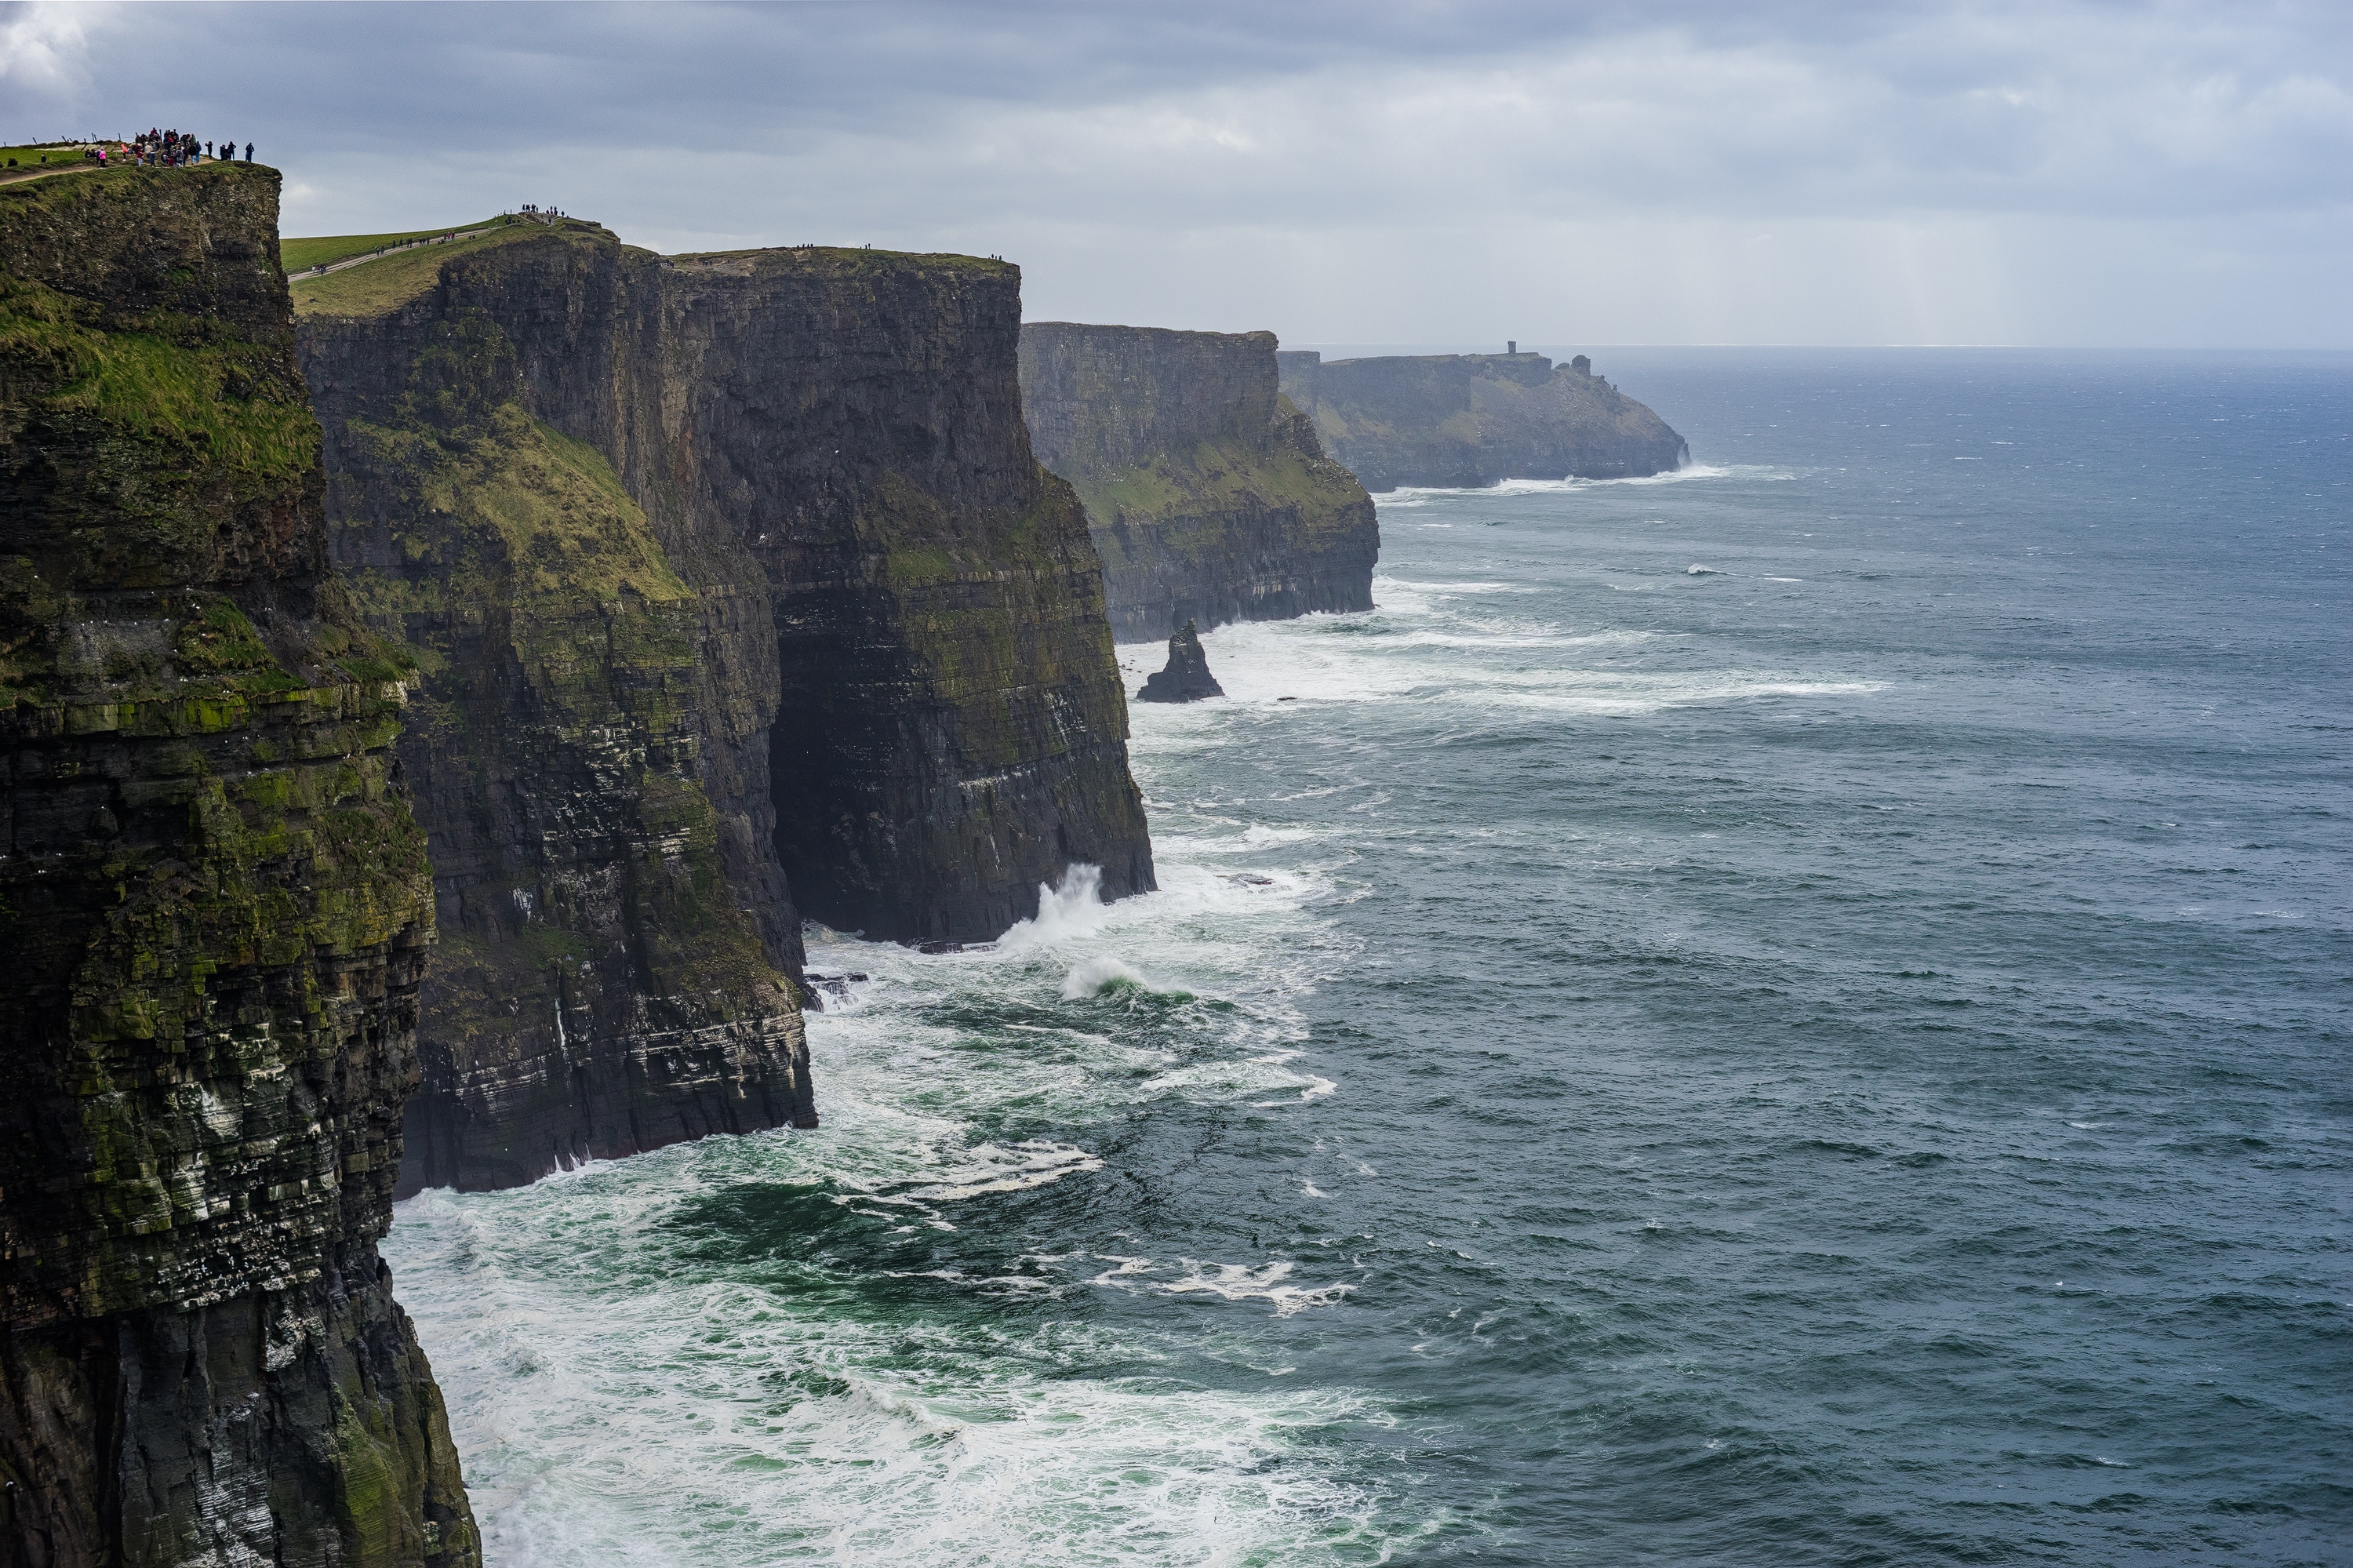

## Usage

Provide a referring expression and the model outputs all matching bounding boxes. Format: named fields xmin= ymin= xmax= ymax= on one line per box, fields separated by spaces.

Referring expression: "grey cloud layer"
xmin=4 ymin=1 xmax=2346 ymax=344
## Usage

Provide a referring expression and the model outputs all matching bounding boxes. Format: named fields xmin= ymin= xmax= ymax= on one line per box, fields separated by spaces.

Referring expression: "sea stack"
xmin=1277 ymin=348 xmax=1687 ymax=491
xmin=1 ymin=162 xmax=478 ymax=1561
xmin=1020 ymin=323 xmax=1379 ymax=642
xmin=1136 ymin=620 xmax=1226 ymax=703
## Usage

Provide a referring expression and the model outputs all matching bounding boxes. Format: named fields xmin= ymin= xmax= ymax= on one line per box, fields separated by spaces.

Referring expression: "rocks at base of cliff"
xmin=1020 ymin=323 xmax=1380 ymax=643
xmin=1 ymin=163 xmax=478 ymax=1563
xmin=1277 ymin=349 xmax=1687 ymax=491
xmin=1136 ymin=620 xmax=1225 ymax=703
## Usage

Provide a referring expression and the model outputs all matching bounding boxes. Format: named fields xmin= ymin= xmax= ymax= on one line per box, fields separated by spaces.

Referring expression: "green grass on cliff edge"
xmin=288 ymin=229 xmax=1014 ymax=319
xmin=0 ymin=142 xmax=91 ymax=173
xmin=289 ymin=220 xmax=553 ymax=317
xmin=666 ymin=243 xmax=1016 ymax=277
xmin=279 ymin=219 xmax=509 ymax=275
xmin=0 ymin=262 xmax=318 ymax=488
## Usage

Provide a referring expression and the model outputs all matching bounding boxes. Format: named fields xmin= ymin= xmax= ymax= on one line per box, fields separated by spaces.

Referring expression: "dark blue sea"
xmin=386 ymin=349 xmax=2353 ymax=1566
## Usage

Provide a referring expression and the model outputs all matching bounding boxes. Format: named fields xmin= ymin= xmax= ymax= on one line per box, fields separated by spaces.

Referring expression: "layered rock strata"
xmin=298 ymin=241 xmax=817 ymax=1196
xmin=1 ymin=164 xmax=476 ymax=1563
xmin=664 ymin=254 xmax=1153 ymax=941
xmin=1276 ymin=349 xmax=1687 ymax=491
xmin=294 ymin=226 xmax=1151 ymax=1189
xmin=1020 ymin=324 xmax=1377 ymax=642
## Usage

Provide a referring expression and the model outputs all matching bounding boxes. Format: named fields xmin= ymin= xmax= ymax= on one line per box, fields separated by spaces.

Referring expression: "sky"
xmin=4 ymin=1 xmax=2348 ymax=347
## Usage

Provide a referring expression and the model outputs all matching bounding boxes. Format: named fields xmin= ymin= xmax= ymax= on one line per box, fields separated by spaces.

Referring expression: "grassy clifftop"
xmin=289 ymin=217 xmax=558 ymax=316
xmin=281 ymin=218 xmax=510 ymax=274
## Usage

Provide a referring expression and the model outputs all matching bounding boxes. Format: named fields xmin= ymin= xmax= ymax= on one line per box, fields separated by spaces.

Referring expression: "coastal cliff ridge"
xmin=1 ymin=160 xmax=477 ymax=1566
xmin=1020 ymin=322 xmax=1378 ymax=642
xmin=1277 ymin=348 xmax=1687 ymax=491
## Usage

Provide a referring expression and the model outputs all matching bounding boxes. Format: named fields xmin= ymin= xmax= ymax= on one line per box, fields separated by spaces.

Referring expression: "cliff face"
xmin=297 ymin=227 xmax=816 ymax=1195
xmin=293 ymin=227 xmax=1151 ymax=1193
xmin=1020 ymin=324 xmax=1377 ymax=642
xmin=665 ymin=254 xmax=1152 ymax=941
xmin=1276 ymin=350 xmax=1687 ymax=491
xmin=0 ymin=166 xmax=475 ymax=1563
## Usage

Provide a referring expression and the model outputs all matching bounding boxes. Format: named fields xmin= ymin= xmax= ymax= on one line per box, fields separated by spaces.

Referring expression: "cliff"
xmin=296 ymin=224 xmax=816 ymax=1196
xmin=1020 ymin=323 xmax=1377 ymax=642
xmin=661 ymin=253 xmax=1153 ymax=940
xmin=1276 ymin=350 xmax=1687 ymax=491
xmin=293 ymin=226 xmax=1150 ymax=1188
xmin=0 ymin=165 xmax=476 ymax=1563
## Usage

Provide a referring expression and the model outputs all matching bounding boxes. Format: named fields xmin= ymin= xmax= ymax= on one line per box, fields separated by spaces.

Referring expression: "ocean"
xmin=384 ymin=348 xmax=2351 ymax=1566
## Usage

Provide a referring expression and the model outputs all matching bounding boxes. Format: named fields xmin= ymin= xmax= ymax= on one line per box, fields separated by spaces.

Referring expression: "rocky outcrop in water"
xmin=1135 ymin=620 xmax=1224 ymax=704
xmin=295 ymin=227 xmax=1151 ymax=1189
xmin=1020 ymin=324 xmax=1377 ymax=642
xmin=1276 ymin=350 xmax=1686 ymax=491
xmin=1 ymin=163 xmax=477 ymax=1565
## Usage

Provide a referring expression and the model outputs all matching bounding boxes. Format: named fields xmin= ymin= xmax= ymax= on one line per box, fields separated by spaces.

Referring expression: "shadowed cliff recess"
xmin=0 ymin=162 xmax=478 ymax=1565
xmin=1020 ymin=323 xmax=1378 ymax=642
xmin=1277 ymin=348 xmax=1688 ymax=491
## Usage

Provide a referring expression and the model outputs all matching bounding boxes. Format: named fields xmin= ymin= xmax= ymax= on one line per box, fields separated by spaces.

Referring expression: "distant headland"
xmin=1278 ymin=347 xmax=1688 ymax=491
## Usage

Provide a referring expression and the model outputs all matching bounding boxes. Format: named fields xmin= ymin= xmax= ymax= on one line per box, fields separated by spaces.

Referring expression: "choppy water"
xmin=386 ymin=349 xmax=2351 ymax=1566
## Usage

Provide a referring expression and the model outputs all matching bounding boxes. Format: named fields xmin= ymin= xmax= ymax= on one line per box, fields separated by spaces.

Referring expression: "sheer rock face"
xmin=1276 ymin=350 xmax=1688 ymax=492
xmin=1136 ymin=620 xmax=1224 ymax=704
xmin=664 ymin=253 xmax=1153 ymax=942
xmin=297 ymin=228 xmax=816 ymax=1196
xmin=294 ymin=230 xmax=1151 ymax=1191
xmin=0 ymin=165 xmax=477 ymax=1565
xmin=1020 ymin=323 xmax=1377 ymax=642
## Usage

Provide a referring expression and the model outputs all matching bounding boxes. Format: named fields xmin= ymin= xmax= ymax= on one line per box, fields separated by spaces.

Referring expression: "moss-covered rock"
xmin=299 ymin=264 xmax=814 ymax=1195
xmin=0 ymin=163 xmax=475 ymax=1566
xmin=1020 ymin=324 xmax=1379 ymax=642
xmin=300 ymin=226 xmax=1151 ymax=980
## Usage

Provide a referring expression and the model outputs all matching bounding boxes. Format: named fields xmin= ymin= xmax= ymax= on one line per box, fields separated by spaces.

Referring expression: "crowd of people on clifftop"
xmin=102 ymin=129 xmax=254 ymax=168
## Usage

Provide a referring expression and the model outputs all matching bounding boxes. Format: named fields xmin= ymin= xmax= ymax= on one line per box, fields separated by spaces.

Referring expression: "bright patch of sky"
xmin=4 ymin=0 xmax=2346 ymax=347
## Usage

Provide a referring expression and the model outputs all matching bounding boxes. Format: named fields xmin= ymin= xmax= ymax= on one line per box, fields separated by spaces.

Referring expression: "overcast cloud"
xmin=4 ymin=1 xmax=2347 ymax=346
